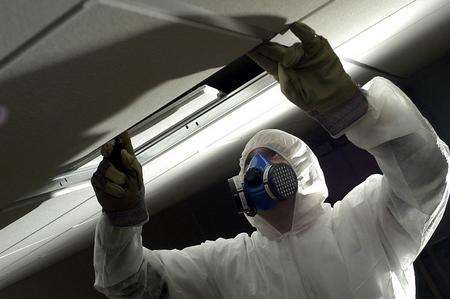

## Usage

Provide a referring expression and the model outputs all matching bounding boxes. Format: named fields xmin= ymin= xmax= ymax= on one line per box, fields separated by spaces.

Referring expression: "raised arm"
xmin=343 ymin=76 xmax=449 ymax=265
xmin=327 ymin=77 xmax=448 ymax=297
xmin=93 ymin=215 xmax=168 ymax=298
xmin=91 ymin=134 xmax=224 ymax=298
xmin=248 ymin=21 xmax=449 ymax=295
xmin=94 ymin=211 xmax=246 ymax=298
xmin=248 ymin=24 xmax=449 ymax=257
xmin=91 ymin=133 xmax=167 ymax=297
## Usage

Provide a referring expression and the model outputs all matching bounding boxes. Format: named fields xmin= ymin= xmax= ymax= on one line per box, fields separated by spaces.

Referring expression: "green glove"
xmin=248 ymin=22 xmax=368 ymax=136
xmin=91 ymin=132 xmax=148 ymax=226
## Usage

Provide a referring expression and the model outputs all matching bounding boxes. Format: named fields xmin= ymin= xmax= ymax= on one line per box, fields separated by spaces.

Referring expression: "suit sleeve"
xmin=332 ymin=77 xmax=448 ymax=294
xmin=93 ymin=214 xmax=230 ymax=299
xmin=93 ymin=214 xmax=168 ymax=298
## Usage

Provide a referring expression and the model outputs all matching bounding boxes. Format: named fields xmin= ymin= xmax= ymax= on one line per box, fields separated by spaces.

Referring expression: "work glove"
xmin=248 ymin=22 xmax=368 ymax=137
xmin=91 ymin=132 xmax=148 ymax=227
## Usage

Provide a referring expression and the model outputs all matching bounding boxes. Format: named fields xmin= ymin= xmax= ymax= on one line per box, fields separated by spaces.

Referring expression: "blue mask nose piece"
xmin=244 ymin=153 xmax=278 ymax=211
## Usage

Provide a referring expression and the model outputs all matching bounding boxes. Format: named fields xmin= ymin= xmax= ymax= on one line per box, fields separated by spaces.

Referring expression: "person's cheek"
xmin=271 ymin=156 xmax=284 ymax=164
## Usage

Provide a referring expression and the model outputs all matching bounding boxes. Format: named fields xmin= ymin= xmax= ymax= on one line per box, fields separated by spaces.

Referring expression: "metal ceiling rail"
xmin=3 ymin=72 xmax=276 ymax=213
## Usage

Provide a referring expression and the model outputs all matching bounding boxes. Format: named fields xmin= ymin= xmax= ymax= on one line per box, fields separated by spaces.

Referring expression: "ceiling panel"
xmin=0 ymin=213 xmax=96 ymax=289
xmin=0 ymin=1 xmax=261 ymax=207
xmin=272 ymin=0 xmax=415 ymax=48
xmin=179 ymin=0 xmax=331 ymax=32
xmin=0 ymin=187 xmax=96 ymax=254
xmin=0 ymin=0 xmax=82 ymax=62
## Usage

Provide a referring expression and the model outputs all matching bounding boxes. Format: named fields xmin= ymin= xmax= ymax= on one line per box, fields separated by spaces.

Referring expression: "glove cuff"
xmin=309 ymin=89 xmax=368 ymax=138
xmin=104 ymin=198 xmax=149 ymax=227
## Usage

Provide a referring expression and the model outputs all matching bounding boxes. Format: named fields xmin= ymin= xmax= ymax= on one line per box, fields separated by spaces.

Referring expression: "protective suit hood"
xmin=239 ymin=129 xmax=328 ymax=239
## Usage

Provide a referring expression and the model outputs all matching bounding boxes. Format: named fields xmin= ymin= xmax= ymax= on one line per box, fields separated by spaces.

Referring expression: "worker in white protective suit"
xmin=91 ymin=22 xmax=449 ymax=298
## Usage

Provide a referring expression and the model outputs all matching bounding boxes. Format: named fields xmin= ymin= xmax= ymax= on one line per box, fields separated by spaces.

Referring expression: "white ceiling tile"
xmin=0 ymin=1 xmax=258 ymax=207
xmin=181 ymin=0 xmax=330 ymax=32
xmin=296 ymin=0 xmax=415 ymax=47
xmin=0 ymin=0 xmax=82 ymax=62
xmin=0 ymin=186 xmax=96 ymax=254
xmin=0 ymin=215 xmax=97 ymax=289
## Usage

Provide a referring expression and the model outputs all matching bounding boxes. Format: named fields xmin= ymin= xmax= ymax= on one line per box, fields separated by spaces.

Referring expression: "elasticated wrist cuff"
xmin=309 ymin=89 xmax=368 ymax=138
xmin=104 ymin=199 xmax=149 ymax=227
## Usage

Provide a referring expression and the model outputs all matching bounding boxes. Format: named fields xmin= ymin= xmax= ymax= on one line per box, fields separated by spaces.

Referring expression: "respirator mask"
xmin=227 ymin=151 xmax=298 ymax=216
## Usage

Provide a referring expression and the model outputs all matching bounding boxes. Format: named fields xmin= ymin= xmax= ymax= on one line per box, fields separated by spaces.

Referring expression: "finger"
xmin=278 ymin=65 xmax=308 ymax=107
xmin=104 ymin=163 xmax=126 ymax=185
xmin=97 ymin=158 xmax=112 ymax=174
xmin=290 ymin=22 xmax=318 ymax=50
xmin=121 ymin=149 xmax=143 ymax=180
xmin=247 ymin=51 xmax=278 ymax=78
xmin=101 ymin=140 xmax=114 ymax=158
xmin=253 ymin=42 xmax=287 ymax=62
xmin=282 ymin=43 xmax=305 ymax=67
xmin=117 ymin=132 xmax=135 ymax=157
xmin=91 ymin=174 xmax=104 ymax=191
xmin=104 ymin=181 xmax=125 ymax=198
xmin=278 ymin=64 xmax=295 ymax=99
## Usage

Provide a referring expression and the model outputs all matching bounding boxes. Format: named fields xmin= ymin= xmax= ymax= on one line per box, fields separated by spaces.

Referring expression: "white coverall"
xmin=93 ymin=77 xmax=449 ymax=298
